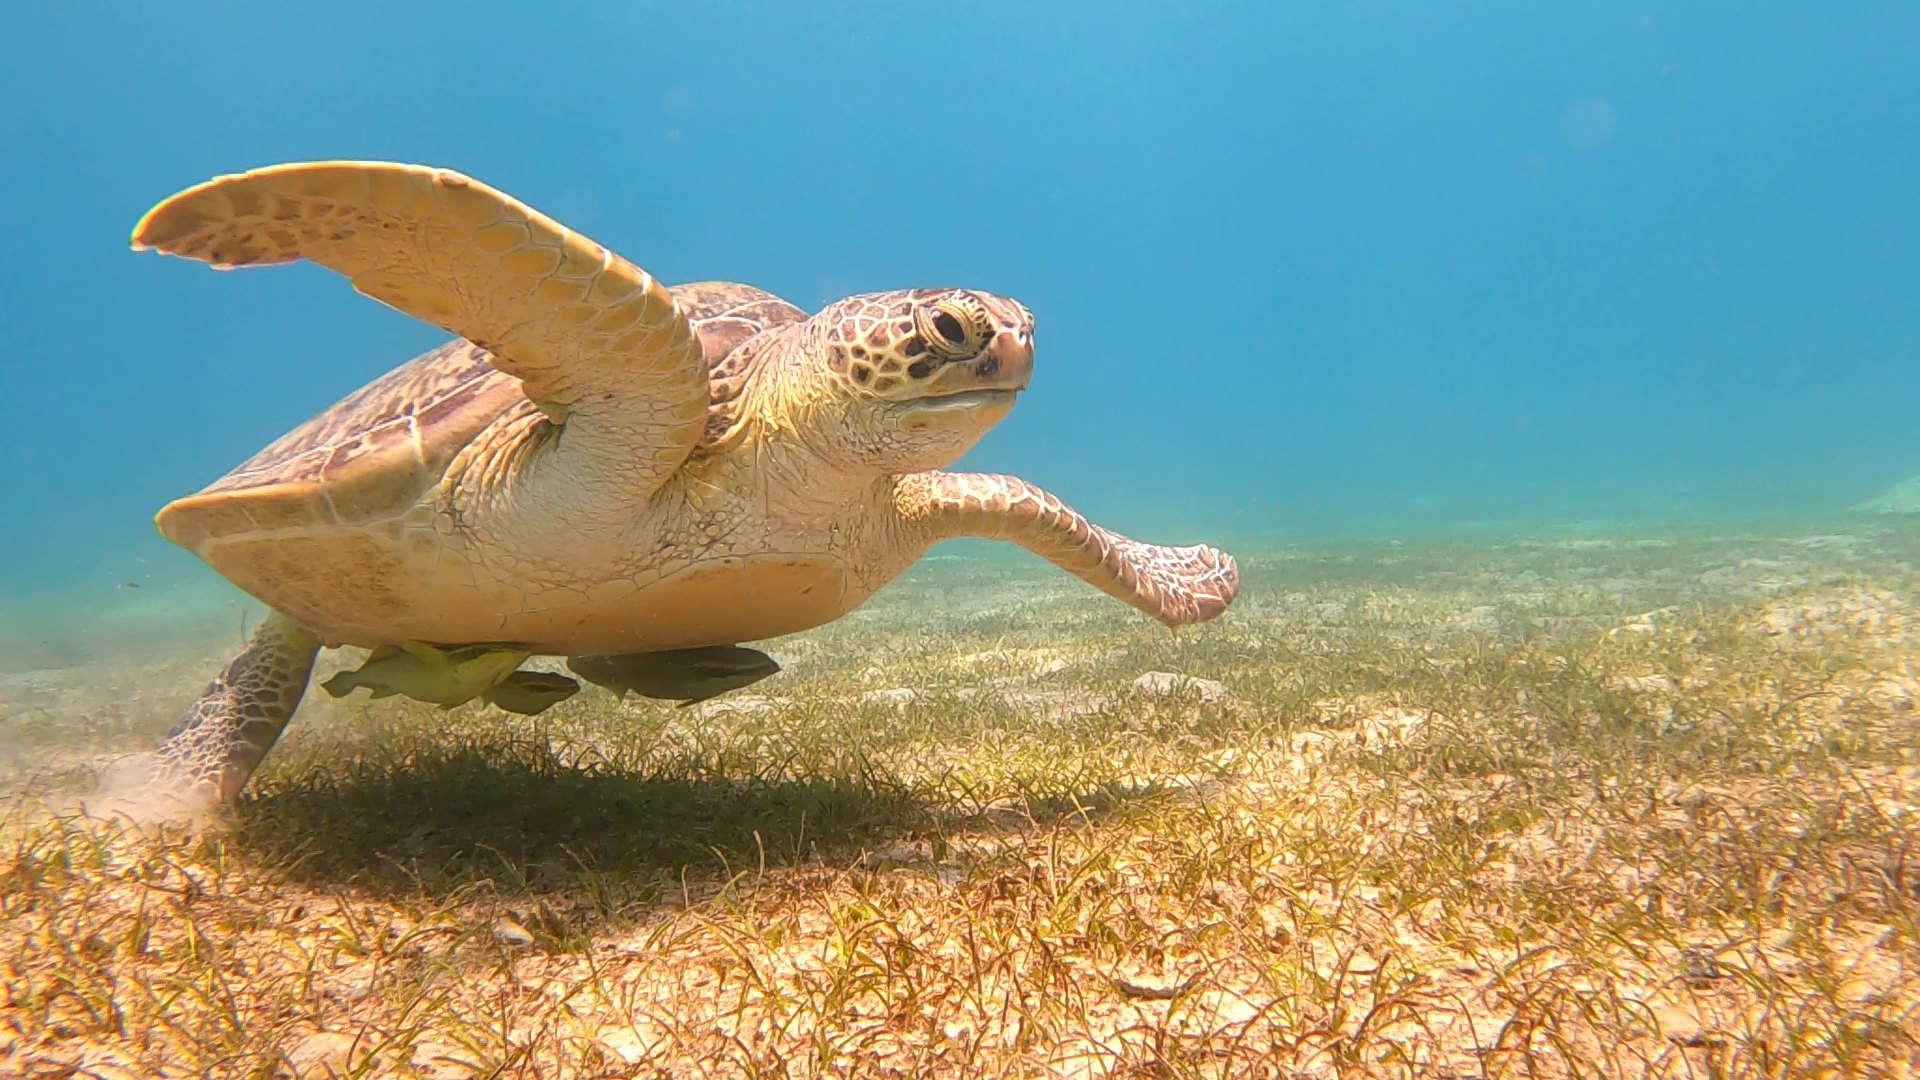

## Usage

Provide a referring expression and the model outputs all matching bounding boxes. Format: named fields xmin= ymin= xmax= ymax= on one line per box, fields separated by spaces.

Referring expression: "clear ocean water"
xmin=13 ymin=11 xmax=1920 ymax=1068
xmin=2 ymin=2 xmax=1917 ymax=631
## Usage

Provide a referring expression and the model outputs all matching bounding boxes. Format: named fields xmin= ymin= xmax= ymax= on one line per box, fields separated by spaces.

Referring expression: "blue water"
xmin=3 ymin=2 xmax=1918 ymax=603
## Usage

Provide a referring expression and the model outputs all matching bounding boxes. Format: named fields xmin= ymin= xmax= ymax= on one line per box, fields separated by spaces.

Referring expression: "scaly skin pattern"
xmin=132 ymin=161 xmax=1240 ymax=799
xmin=890 ymin=472 xmax=1239 ymax=626
xmin=147 ymin=612 xmax=322 ymax=806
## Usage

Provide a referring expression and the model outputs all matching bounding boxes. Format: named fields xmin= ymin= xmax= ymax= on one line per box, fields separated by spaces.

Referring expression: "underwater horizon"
xmin=2 ymin=1 xmax=1919 ymax=607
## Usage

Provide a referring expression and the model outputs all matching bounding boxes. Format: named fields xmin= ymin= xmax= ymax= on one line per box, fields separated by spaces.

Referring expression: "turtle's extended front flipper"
xmin=150 ymin=611 xmax=322 ymax=805
xmin=891 ymin=472 xmax=1239 ymax=627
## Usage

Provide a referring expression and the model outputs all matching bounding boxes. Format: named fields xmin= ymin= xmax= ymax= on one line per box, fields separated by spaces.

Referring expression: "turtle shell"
xmin=156 ymin=283 xmax=806 ymax=557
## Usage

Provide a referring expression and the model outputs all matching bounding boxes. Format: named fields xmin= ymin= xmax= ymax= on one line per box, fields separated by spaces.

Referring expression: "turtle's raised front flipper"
xmin=130 ymin=162 xmax=709 ymax=505
xmin=892 ymin=472 xmax=1239 ymax=627
xmin=151 ymin=611 xmax=322 ymax=805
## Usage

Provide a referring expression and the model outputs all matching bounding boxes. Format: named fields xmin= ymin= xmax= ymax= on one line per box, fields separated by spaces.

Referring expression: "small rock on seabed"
xmin=1133 ymin=671 xmax=1229 ymax=703
xmin=492 ymin=918 xmax=535 ymax=947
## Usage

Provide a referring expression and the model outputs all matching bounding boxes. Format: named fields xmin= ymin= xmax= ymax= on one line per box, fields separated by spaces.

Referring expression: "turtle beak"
xmin=978 ymin=328 xmax=1034 ymax=391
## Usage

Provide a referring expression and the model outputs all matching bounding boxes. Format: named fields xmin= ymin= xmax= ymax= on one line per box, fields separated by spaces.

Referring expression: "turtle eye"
xmin=914 ymin=298 xmax=987 ymax=360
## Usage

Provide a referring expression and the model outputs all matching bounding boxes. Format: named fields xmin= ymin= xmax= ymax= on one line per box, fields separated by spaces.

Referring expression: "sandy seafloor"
xmin=4 ymin=519 xmax=1920 ymax=1076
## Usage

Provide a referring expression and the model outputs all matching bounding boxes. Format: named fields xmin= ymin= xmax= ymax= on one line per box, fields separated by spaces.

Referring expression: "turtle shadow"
xmin=230 ymin=739 xmax=937 ymax=908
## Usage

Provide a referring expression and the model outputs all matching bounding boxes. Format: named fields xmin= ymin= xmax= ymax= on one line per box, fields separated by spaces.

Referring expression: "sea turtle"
xmin=128 ymin=161 xmax=1240 ymax=806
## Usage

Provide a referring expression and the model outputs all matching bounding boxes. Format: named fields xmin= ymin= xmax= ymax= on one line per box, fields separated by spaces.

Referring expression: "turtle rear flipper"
xmin=144 ymin=612 xmax=322 ymax=806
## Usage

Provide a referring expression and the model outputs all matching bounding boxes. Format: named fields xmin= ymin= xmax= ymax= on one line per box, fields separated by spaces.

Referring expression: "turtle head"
xmin=807 ymin=288 xmax=1035 ymax=471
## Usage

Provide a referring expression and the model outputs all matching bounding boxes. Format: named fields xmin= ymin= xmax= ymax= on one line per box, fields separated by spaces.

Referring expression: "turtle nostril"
xmin=986 ymin=330 xmax=1033 ymax=383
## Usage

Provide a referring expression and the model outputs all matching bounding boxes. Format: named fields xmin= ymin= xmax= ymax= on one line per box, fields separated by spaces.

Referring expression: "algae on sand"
xmin=3 ymin=528 xmax=1919 ymax=1077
